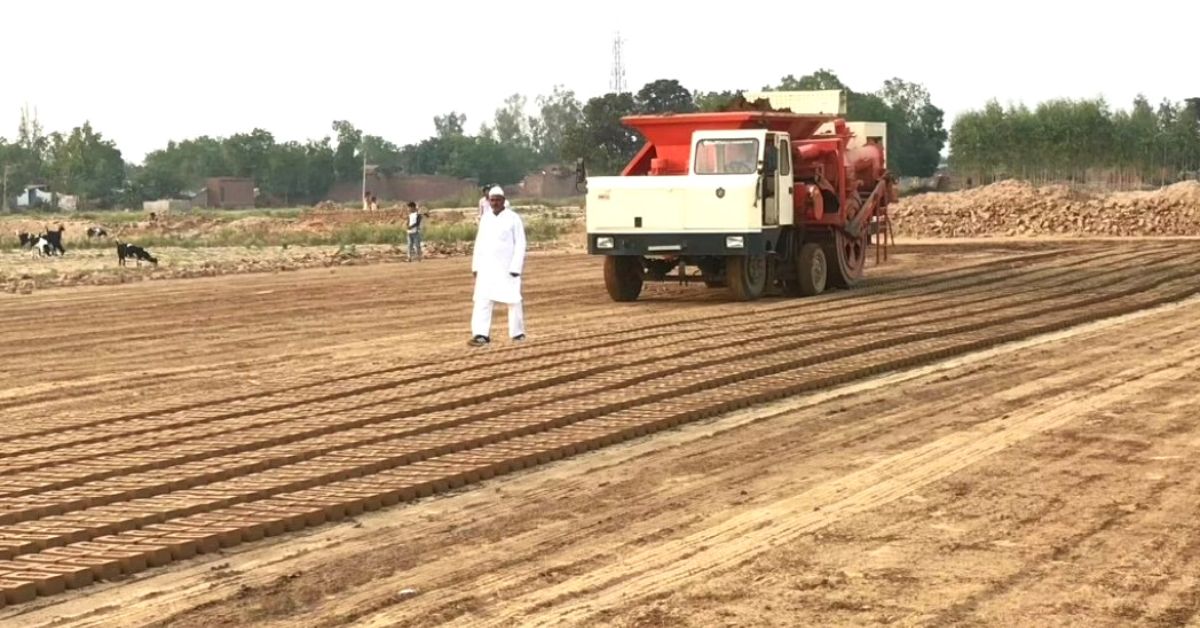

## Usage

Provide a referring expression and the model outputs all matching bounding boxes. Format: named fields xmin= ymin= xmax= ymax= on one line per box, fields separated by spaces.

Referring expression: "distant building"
xmin=15 ymin=184 xmax=52 ymax=209
xmin=143 ymin=199 xmax=192 ymax=213
xmin=191 ymin=177 xmax=255 ymax=209
xmin=13 ymin=184 xmax=78 ymax=210
xmin=520 ymin=165 xmax=580 ymax=199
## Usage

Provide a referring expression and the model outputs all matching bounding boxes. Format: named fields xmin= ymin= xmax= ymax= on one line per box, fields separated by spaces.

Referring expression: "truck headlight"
xmin=596 ymin=236 xmax=615 ymax=249
xmin=725 ymin=236 xmax=745 ymax=249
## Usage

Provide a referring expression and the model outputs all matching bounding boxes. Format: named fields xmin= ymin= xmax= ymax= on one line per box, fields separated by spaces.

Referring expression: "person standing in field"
xmin=406 ymin=201 xmax=423 ymax=262
xmin=477 ymin=185 xmax=490 ymax=222
xmin=469 ymin=186 xmax=526 ymax=346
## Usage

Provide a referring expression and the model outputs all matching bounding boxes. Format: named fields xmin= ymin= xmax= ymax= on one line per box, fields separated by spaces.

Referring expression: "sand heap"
xmin=891 ymin=180 xmax=1200 ymax=237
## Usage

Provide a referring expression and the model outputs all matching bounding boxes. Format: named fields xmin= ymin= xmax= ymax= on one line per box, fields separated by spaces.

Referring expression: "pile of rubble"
xmin=891 ymin=180 xmax=1200 ymax=237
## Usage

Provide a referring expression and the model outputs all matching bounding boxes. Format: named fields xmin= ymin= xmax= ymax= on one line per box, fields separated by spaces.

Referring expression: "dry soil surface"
xmin=2 ymin=241 xmax=1199 ymax=627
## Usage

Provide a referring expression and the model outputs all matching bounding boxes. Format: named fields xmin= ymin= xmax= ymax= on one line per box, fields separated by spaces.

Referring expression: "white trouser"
xmin=472 ymin=300 xmax=524 ymax=339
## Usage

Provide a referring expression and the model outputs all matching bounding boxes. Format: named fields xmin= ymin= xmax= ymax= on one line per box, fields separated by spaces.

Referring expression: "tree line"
xmin=0 ymin=72 xmax=949 ymax=209
xmin=950 ymin=96 xmax=1200 ymax=185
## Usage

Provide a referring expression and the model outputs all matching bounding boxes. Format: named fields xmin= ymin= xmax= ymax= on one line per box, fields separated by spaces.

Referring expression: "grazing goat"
xmin=117 ymin=241 xmax=157 ymax=267
xmin=31 ymin=237 xmax=53 ymax=257
xmin=41 ymin=225 xmax=66 ymax=255
xmin=86 ymin=226 xmax=108 ymax=238
xmin=17 ymin=232 xmax=38 ymax=248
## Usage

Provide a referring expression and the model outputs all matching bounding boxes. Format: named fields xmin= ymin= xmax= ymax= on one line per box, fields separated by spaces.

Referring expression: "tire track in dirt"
xmin=459 ymin=344 xmax=1200 ymax=627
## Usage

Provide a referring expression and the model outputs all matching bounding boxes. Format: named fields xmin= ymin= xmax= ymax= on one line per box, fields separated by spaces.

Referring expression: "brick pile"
xmin=892 ymin=180 xmax=1200 ymax=237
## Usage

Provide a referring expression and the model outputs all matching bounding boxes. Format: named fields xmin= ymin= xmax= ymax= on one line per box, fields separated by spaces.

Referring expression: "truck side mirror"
xmin=575 ymin=158 xmax=587 ymax=193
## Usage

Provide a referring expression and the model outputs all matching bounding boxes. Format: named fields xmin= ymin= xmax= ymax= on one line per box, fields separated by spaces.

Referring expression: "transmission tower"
xmin=610 ymin=32 xmax=626 ymax=94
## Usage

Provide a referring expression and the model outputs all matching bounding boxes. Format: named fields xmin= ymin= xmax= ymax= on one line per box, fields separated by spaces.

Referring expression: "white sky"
xmin=2 ymin=0 xmax=1195 ymax=162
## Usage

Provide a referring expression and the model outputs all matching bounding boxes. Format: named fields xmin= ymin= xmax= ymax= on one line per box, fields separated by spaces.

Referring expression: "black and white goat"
xmin=17 ymin=232 xmax=38 ymax=249
xmin=41 ymin=225 xmax=65 ymax=255
xmin=116 ymin=241 xmax=157 ymax=267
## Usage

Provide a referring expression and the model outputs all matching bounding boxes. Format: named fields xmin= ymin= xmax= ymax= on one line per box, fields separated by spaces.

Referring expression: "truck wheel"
xmin=796 ymin=242 xmax=827 ymax=296
xmin=825 ymin=231 xmax=865 ymax=289
xmin=726 ymin=255 xmax=766 ymax=301
xmin=604 ymin=256 xmax=643 ymax=301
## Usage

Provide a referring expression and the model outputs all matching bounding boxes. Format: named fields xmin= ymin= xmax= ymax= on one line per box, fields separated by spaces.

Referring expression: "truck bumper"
xmin=587 ymin=232 xmax=767 ymax=256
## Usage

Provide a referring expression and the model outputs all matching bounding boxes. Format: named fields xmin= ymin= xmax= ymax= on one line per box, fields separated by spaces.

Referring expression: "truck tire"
xmin=726 ymin=254 xmax=766 ymax=301
xmin=796 ymin=242 xmax=827 ymax=296
xmin=604 ymin=256 xmax=643 ymax=302
xmin=824 ymin=231 xmax=865 ymax=289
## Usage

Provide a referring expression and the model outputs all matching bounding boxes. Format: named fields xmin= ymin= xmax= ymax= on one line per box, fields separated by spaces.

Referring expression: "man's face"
xmin=489 ymin=196 xmax=505 ymax=214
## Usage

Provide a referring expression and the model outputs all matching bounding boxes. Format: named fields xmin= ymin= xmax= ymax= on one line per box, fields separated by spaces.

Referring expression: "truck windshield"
xmin=694 ymin=139 xmax=760 ymax=175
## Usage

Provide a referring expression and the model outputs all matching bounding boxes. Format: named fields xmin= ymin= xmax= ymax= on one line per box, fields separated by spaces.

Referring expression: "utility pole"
xmin=361 ymin=149 xmax=367 ymax=211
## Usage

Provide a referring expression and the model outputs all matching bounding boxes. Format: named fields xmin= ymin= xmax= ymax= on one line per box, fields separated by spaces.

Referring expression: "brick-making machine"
xmin=582 ymin=90 xmax=896 ymax=301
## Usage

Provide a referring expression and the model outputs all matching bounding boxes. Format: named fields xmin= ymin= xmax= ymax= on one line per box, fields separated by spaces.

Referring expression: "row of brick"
xmin=0 ymin=246 xmax=1091 ymax=451
xmin=3 ymin=274 xmax=1192 ymax=607
xmin=0 ymin=256 xmax=1183 ymax=540
xmin=0 ymin=250 xmax=1189 ymax=607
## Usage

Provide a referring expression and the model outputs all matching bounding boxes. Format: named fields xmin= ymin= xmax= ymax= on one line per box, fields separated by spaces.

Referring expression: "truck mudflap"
xmin=587 ymin=231 xmax=773 ymax=257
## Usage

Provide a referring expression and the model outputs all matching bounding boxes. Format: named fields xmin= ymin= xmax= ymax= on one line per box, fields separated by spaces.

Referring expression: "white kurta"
xmin=472 ymin=208 xmax=526 ymax=304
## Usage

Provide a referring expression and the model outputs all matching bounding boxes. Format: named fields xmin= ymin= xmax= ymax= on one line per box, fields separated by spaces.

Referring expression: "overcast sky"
xmin=3 ymin=0 xmax=1195 ymax=162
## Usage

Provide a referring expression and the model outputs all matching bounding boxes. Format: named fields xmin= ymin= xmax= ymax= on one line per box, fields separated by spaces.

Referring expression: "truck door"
xmin=762 ymin=135 xmax=779 ymax=226
xmin=777 ymin=135 xmax=794 ymax=225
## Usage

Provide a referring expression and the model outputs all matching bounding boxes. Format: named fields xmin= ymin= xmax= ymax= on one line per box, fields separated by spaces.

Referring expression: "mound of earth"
xmin=892 ymin=180 xmax=1200 ymax=237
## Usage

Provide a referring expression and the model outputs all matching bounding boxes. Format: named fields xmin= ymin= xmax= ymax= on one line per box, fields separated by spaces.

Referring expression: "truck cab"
xmin=587 ymin=128 xmax=794 ymax=259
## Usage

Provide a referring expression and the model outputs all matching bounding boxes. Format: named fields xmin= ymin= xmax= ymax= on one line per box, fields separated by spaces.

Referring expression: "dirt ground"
xmin=2 ymin=240 xmax=1199 ymax=627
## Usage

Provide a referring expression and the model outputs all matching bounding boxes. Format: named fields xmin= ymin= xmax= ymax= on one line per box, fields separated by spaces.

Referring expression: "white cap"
xmin=488 ymin=185 xmax=505 ymax=198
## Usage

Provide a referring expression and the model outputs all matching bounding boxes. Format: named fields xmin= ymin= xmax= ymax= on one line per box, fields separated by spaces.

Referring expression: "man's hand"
xmin=510 ymin=272 xmax=520 ymax=277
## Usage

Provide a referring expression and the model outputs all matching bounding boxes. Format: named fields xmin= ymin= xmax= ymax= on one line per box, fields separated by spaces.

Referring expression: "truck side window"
xmin=779 ymin=139 xmax=791 ymax=176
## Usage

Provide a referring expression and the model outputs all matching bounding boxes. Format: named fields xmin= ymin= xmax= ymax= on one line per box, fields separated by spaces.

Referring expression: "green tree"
xmin=772 ymin=69 xmax=846 ymax=91
xmin=766 ymin=71 xmax=948 ymax=176
xmin=433 ymin=112 xmax=466 ymax=138
xmin=46 ymin=122 xmax=126 ymax=208
xmin=223 ymin=128 xmax=275 ymax=180
xmin=301 ymin=138 xmax=336 ymax=201
xmin=332 ymin=120 xmax=362 ymax=181
xmin=261 ymin=141 xmax=307 ymax=205
xmin=491 ymin=94 xmax=533 ymax=149
xmin=1 ymin=106 xmax=49 ymax=204
xmin=876 ymin=78 xmax=948 ymax=176
xmin=947 ymin=95 xmax=1197 ymax=185
xmin=562 ymin=92 xmax=641 ymax=175
xmin=634 ymin=79 xmax=697 ymax=114
xmin=530 ymin=86 xmax=583 ymax=164
xmin=360 ymin=134 xmax=405 ymax=174
xmin=693 ymin=90 xmax=741 ymax=112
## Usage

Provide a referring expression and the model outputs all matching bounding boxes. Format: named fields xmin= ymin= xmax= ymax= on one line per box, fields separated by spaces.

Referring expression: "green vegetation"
xmin=1 ymin=72 xmax=952 ymax=213
xmin=950 ymin=96 xmax=1200 ymax=184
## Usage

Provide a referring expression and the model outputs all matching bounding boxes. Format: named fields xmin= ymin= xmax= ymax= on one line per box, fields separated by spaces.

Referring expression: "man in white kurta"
xmin=469 ymin=186 xmax=526 ymax=346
